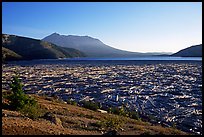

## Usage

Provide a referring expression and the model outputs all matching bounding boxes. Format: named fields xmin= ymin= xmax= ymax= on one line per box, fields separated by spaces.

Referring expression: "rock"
xmin=42 ymin=112 xmax=62 ymax=127
xmin=2 ymin=98 xmax=10 ymax=105
xmin=25 ymin=117 xmax=31 ymax=121
xmin=43 ymin=112 xmax=54 ymax=120
xmin=103 ymin=130 xmax=120 ymax=135
xmin=2 ymin=112 xmax=7 ymax=117
xmin=119 ymin=127 xmax=124 ymax=131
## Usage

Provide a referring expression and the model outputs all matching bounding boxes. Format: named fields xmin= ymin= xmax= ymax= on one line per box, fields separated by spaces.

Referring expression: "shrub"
xmin=107 ymin=107 xmax=113 ymax=113
xmin=129 ymin=111 xmax=140 ymax=120
xmin=81 ymin=101 xmax=99 ymax=111
xmin=108 ymin=106 xmax=127 ymax=116
xmin=99 ymin=116 xmax=124 ymax=130
xmin=6 ymin=75 xmax=43 ymax=119
xmin=172 ymin=122 xmax=177 ymax=129
xmin=19 ymin=103 xmax=45 ymax=119
xmin=108 ymin=106 xmax=141 ymax=121
xmin=67 ymin=99 xmax=77 ymax=106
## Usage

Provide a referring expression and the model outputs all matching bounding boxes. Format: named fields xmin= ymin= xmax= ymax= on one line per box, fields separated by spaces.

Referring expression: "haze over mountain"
xmin=2 ymin=34 xmax=86 ymax=61
xmin=43 ymin=33 xmax=172 ymax=57
xmin=171 ymin=44 xmax=202 ymax=57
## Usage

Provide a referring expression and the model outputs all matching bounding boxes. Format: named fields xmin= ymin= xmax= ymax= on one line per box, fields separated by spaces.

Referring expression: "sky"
xmin=2 ymin=2 xmax=202 ymax=53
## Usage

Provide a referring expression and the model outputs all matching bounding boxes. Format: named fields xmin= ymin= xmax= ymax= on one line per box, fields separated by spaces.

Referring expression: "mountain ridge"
xmin=2 ymin=34 xmax=86 ymax=61
xmin=43 ymin=33 xmax=172 ymax=57
xmin=171 ymin=44 xmax=202 ymax=57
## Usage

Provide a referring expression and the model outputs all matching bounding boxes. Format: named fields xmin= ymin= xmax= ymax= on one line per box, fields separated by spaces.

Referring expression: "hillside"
xmin=2 ymin=47 xmax=22 ymax=62
xmin=2 ymin=34 xmax=86 ymax=61
xmin=2 ymin=94 xmax=188 ymax=135
xmin=43 ymin=33 xmax=171 ymax=57
xmin=171 ymin=44 xmax=202 ymax=57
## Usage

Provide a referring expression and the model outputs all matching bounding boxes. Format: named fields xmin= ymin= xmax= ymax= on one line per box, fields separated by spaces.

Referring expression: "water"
xmin=63 ymin=56 xmax=202 ymax=61
xmin=8 ymin=56 xmax=202 ymax=66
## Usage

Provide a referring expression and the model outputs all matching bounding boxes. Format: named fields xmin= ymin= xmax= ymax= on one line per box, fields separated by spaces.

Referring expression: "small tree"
xmin=7 ymin=75 xmax=36 ymax=110
xmin=6 ymin=75 xmax=43 ymax=119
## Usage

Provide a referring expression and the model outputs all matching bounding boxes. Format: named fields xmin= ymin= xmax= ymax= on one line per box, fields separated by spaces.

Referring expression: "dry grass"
xmin=2 ymin=94 xmax=188 ymax=135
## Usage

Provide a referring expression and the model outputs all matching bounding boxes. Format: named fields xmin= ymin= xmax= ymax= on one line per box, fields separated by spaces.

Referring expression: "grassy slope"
xmin=2 ymin=94 xmax=188 ymax=135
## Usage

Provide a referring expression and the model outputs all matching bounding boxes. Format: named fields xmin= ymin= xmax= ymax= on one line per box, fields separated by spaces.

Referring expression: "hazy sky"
xmin=2 ymin=2 xmax=202 ymax=53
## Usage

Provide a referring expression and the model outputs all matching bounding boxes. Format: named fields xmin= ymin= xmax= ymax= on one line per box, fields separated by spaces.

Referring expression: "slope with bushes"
xmin=2 ymin=76 xmax=188 ymax=135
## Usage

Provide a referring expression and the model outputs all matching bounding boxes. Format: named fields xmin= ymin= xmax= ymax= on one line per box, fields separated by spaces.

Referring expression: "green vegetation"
xmin=4 ymin=75 xmax=44 ymax=119
xmin=108 ymin=106 xmax=140 ymax=120
xmin=19 ymin=102 xmax=45 ymax=119
xmin=172 ymin=122 xmax=177 ymax=129
xmin=67 ymin=99 xmax=77 ymax=106
xmin=96 ymin=116 xmax=124 ymax=130
xmin=81 ymin=101 xmax=99 ymax=111
xmin=128 ymin=111 xmax=141 ymax=120
xmin=108 ymin=106 xmax=127 ymax=116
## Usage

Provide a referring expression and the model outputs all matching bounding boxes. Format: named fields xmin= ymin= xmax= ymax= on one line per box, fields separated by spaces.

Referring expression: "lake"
xmin=63 ymin=56 xmax=202 ymax=61
xmin=8 ymin=56 xmax=202 ymax=66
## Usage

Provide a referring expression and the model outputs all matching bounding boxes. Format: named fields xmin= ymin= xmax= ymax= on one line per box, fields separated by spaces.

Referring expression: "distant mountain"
xmin=171 ymin=44 xmax=202 ymax=57
xmin=2 ymin=34 xmax=86 ymax=61
xmin=43 ymin=33 xmax=170 ymax=57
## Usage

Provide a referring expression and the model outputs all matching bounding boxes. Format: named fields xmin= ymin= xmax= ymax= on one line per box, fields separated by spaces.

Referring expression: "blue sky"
xmin=2 ymin=2 xmax=202 ymax=53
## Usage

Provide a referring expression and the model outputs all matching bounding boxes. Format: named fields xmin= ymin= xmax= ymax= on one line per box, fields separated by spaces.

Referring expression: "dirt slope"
xmin=2 ymin=95 xmax=188 ymax=135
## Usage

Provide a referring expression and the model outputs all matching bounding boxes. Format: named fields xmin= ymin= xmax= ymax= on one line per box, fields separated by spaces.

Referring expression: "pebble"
xmin=2 ymin=113 xmax=7 ymax=117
